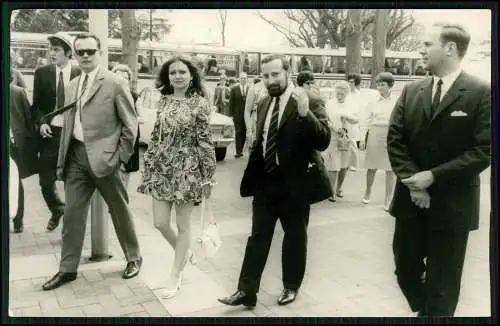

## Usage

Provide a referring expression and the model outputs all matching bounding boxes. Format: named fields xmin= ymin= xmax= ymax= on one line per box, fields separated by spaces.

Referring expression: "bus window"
xmin=244 ymin=53 xmax=259 ymax=76
xmin=362 ymin=57 xmax=372 ymax=75
xmin=11 ymin=47 xmax=48 ymax=70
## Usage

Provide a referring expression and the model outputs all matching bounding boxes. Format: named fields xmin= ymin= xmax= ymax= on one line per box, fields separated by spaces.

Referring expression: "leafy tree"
xmin=11 ymin=9 xmax=171 ymax=41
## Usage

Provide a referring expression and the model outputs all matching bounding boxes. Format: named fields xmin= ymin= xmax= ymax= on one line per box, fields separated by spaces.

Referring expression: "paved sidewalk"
xmin=8 ymin=159 xmax=492 ymax=318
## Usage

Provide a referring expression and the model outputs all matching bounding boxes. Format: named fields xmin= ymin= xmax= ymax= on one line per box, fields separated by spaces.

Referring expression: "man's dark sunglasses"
xmin=75 ymin=49 xmax=98 ymax=56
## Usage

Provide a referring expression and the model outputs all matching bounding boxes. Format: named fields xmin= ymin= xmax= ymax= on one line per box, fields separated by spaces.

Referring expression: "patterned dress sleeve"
xmin=196 ymin=97 xmax=217 ymax=187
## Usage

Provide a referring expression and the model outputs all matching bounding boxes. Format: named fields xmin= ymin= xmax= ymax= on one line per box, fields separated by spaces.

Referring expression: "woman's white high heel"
xmin=160 ymin=274 xmax=183 ymax=299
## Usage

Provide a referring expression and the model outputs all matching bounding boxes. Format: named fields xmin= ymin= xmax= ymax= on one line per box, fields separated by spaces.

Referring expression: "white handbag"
xmin=196 ymin=195 xmax=222 ymax=259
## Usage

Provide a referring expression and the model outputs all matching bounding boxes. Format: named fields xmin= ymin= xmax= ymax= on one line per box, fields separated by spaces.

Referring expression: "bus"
xmin=10 ymin=31 xmax=426 ymax=98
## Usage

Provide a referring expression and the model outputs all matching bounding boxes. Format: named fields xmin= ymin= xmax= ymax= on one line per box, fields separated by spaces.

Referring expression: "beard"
xmin=266 ymin=82 xmax=287 ymax=97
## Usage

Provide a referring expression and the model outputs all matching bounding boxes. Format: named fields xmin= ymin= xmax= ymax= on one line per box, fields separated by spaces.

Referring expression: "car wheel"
xmin=215 ymin=147 xmax=227 ymax=161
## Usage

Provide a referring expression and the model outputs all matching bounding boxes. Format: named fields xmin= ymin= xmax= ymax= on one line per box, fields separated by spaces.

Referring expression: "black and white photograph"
xmin=6 ymin=7 xmax=493 ymax=319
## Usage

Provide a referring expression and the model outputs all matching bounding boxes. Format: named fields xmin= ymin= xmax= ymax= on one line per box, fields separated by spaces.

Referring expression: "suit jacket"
xmin=32 ymin=63 xmax=81 ymax=127
xmin=10 ymin=84 xmax=39 ymax=178
xmin=240 ymin=90 xmax=332 ymax=204
xmin=57 ymin=68 xmax=138 ymax=179
xmin=229 ymin=83 xmax=248 ymax=122
xmin=387 ymin=71 xmax=491 ymax=232
xmin=214 ymin=85 xmax=230 ymax=114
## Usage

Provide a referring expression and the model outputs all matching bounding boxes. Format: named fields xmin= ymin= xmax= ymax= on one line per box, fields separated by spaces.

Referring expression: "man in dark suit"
xmin=32 ymin=32 xmax=81 ymax=232
xmin=229 ymin=72 xmax=249 ymax=158
xmin=41 ymin=33 xmax=142 ymax=291
xmin=387 ymin=23 xmax=491 ymax=317
xmin=218 ymin=54 xmax=331 ymax=308
xmin=10 ymin=84 xmax=39 ymax=233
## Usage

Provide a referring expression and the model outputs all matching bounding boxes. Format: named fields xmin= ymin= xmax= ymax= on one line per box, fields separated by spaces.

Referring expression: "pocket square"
xmin=450 ymin=110 xmax=468 ymax=117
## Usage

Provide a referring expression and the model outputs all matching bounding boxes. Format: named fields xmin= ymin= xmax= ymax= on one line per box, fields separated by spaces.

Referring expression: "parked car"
xmin=137 ymin=87 xmax=235 ymax=161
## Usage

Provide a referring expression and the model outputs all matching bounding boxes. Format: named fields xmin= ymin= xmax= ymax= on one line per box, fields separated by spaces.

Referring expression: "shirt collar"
xmin=82 ymin=65 xmax=100 ymax=80
xmin=434 ymin=68 xmax=462 ymax=89
xmin=56 ymin=62 xmax=71 ymax=75
xmin=276 ymin=82 xmax=294 ymax=104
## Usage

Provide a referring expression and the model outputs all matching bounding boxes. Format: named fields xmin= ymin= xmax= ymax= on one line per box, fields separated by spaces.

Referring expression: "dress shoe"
xmin=235 ymin=153 xmax=243 ymax=158
xmin=42 ymin=272 xmax=77 ymax=291
xmin=13 ymin=221 xmax=23 ymax=233
xmin=277 ymin=288 xmax=297 ymax=305
xmin=122 ymin=257 xmax=142 ymax=279
xmin=46 ymin=212 xmax=63 ymax=231
xmin=218 ymin=290 xmax=257 ymax=308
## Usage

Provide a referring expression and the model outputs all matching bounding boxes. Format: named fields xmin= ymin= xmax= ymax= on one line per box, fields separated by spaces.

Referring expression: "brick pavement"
xmin=8 ymin=146 xmax=492 ymax=318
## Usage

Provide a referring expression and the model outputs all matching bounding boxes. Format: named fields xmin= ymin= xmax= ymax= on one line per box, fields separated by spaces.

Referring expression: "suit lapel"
xmin=256 ymin=97 xmax=272 ymax=145
xmin=70 ymin=65 xmax=81 ymax=80
xmin=48 ymin=64 xmax=57 ymax=98
xmin=82 ymin=69 xmax=104 ymax=108
xmin=420 ymin=77 xmax=433 ymax=120
xmin=430 ymin=72 xmax=467 ymax=123
xmin=278 ymin=96 xmax=296 ymax=129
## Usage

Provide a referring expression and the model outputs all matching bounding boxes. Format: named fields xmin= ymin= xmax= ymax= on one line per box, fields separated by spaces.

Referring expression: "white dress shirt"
xmin=262 ymin=83 xmax=294 ymax=163
xmin=50 ymin=63 xmax=72 ymax=127
xmin=433 ymin=68 xmax=462 ymax=101
xmin=73 ymin=65 xmax=100 ymax=141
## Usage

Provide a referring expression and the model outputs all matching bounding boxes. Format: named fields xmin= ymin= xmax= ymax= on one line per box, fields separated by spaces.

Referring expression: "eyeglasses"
xmin=75 ymin=49 xmax=98 ymax=56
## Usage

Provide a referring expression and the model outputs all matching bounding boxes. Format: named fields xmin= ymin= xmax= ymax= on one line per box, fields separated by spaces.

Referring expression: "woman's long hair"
xmin=158 ymin=55 xmax=205 ymax=97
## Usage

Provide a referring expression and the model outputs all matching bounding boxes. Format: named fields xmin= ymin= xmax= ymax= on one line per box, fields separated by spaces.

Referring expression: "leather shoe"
xmin=122 ymin=257 xmax=142 ymax=279
xmin=277 ymin=288 xmax=297 ymax=305
xmin=46 ymin=212 xmax=63 ymax=231
xmin=218 ymin=290 xmax=257 ymax=308
xmin=13 ymin=221 xmax=23 ymax=233
xmin=42 ymin=272 xmax=77 ymax=291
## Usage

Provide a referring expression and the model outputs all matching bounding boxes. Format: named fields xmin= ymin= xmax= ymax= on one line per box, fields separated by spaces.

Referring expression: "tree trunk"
xmin=370 ymin=9 xmax=389 ymax=88
xmin=119 ymin=10 xmax=139 ymax=92
xmin=346 ymin=9 xmax=362 ymax=75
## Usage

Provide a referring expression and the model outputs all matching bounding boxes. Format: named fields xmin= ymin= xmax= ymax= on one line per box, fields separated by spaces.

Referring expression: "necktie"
xmin=431 ymin=78 xmax=443 ymax=116
xmin=78 ymin=74 xmax=89 ymax=120
xmin=56 ymin=71 xmax=65 ymax=109
xmin=264 ymin=97 xmax=280 ymax=173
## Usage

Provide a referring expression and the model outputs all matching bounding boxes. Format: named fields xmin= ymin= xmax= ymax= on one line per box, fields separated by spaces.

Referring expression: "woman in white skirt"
xmin=360 ymin=72 xmax=397 ymax=210
xmin=323 ymin=81 xmax=356 ymax=202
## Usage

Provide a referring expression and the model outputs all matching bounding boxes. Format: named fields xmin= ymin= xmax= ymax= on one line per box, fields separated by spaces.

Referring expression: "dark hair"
xmin=346 ymin=73 xmax=361 ymax=86
xmin=375 ymin=72 xmax=395 ymax=87
xmin=253 ymin=78 xmax=261 ymax=84
xmin=261 ymin=54 xmax=290 ymax=71
xmin=158 ymin=55 xmax=206 ymax=97
xmin=49 ymin=38 xmax=72 ymax=57
xmin=73 ymin=33 xmax=101 ymax=50
xmin=433 ymin=23 xmax=471 ymax=59
xmin=296 ymin=70 xmax=315 ymax=86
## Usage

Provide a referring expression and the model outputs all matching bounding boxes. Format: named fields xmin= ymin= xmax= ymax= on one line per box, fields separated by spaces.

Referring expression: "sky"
xmin=160 ymin=9 xmax=491 ymax=49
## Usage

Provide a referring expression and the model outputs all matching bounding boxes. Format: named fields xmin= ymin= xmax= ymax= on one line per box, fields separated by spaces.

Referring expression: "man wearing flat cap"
xmin=31 ymin=32 xmax=81 ymax=232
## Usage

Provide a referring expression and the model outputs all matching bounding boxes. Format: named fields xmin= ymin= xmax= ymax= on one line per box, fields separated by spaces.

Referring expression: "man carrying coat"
xmin=218 ymin=54 xmax=331 ymax=308
xmin=387 ymin=23 xmax=491 ymax=317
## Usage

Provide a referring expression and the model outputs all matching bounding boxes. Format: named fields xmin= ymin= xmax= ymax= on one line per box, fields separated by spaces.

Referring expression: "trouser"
xmin=237 ymin=169 xmax=310 ymax=293
xmin=233 ymin=118 xmax=247 ymax=155
xmin=38 ymin=126 xmax=65 ymax=218
xmin=392 ymin=213 xmax=469 ymax=316
xmin=59 ymin=139 xmax=141 ymax=272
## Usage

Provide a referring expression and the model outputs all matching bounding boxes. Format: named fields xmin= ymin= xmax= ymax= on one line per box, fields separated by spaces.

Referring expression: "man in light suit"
xmin=42 ymin=33 xmax=142 ymax=291
xmin=387 ymin=23 xmax=490 ymax=317
xmin=32 ymin=33 xmax=82 ymax=231
xmin=214 ymin=75 xmax=229 ymax=115
xmin=218 ymin=54 xmax=331 ymax=308
xmin=229 ymin=72 xmax=249 ymax=157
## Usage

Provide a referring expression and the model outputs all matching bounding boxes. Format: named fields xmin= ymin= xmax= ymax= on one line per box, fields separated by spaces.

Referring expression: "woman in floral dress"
xmin=137 ymin=55 xmax=216 ymax=299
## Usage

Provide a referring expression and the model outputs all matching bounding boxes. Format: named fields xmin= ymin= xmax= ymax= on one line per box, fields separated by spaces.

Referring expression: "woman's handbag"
xmin=196 ymin=195 xmax=222 ymax=259
xmin=337 ymin=127 xmax=350 ymax=152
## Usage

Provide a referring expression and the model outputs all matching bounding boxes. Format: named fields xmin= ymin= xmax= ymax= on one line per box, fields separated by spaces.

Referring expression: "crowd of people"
xmin=8 ymin=21 xmax=491 ymax=317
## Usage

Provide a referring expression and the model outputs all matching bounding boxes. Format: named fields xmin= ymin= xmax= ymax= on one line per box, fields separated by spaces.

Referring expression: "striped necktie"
xmin=264 ymin=97 xmax=280 ymax=173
